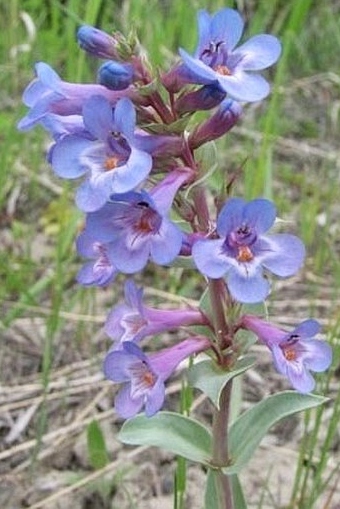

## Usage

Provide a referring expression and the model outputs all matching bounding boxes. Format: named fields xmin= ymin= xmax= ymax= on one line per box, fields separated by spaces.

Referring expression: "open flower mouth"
xmin=132 ymin=202 xmax=162 ymax=236
xmin=214 ymin=64 xmax=232 ymax=76
xmin=104 ymin=155 xmax=121 ymax=170
xmin=237 ymin=245 xmax=254 ymax=263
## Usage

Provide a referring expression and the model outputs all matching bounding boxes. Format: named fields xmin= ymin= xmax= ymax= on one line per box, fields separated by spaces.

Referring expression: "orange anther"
xmin=237 ymin=246 xmax=254 ymax=263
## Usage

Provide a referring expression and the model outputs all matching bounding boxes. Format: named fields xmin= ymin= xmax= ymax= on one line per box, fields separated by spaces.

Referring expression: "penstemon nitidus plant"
xmin=18 ymin=7 xmax=333 ymax=508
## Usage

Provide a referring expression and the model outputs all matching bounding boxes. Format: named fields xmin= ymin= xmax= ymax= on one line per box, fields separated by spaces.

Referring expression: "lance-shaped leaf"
xmin=205 ymin=471 xmax=247 ymax=509
xmin=222 ymin=391 xmax=328 ymax=474
xmin=188 ymin=356 xmax=256 ymax=409
xmin=118 ymin=411 xmax=212 ymax=465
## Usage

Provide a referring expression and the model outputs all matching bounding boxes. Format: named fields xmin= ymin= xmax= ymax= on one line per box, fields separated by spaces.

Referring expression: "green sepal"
xmin=136 ymin=79 xmax=159 ymax=97
xmin=118 ymin=411 xmax=212 ymax=465
xmin=223 ymin=391 xmax=328 ymax=474
xmin=143 ymin=116 xmax=191 ymax=135
xmin=188 ymin=356 xmax=256 ymax=409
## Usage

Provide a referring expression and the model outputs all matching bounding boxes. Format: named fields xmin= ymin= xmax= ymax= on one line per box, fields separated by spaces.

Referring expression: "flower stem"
xmin=212 ymin=381 xmax=234 ymax=509
xmin=208 ymin=277 xmax=234 ymax=508
xmin=208 ymin=278 xmax=229 ymax=350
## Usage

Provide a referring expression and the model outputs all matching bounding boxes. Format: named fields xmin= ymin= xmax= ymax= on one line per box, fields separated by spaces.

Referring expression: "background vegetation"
xmin=1 ymin=0 xmax=339 ymax=507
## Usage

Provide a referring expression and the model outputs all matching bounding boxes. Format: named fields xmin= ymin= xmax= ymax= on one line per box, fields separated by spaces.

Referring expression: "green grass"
xmin=1 ymin=0 xmax=340 ymax=507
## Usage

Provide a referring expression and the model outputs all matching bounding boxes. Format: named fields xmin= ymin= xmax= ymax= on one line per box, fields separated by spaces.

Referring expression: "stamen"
xmin=143 ymin=371 xmax=156 ymax=387
xmin=201 ymin=40 xmax=224 ymax=57
xmin=283 ymin=348 xmax=297 ymax=361
xmin=134 ymin=204 xmax=159 ymax=235
xmin=104 ymin=155 xmax=120 ymax=171
xmin=237 ymin=245 xmax=254 ymax=262
xmin=137 ymin=215 xmax=154 ymax=234
xmin=214 ymin=65 xmax=232 ymax=76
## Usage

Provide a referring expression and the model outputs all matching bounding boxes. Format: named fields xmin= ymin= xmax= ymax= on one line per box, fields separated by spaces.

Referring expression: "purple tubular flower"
xmin=174 ymin=84 xmax=226 ymax=115
xmin=192 ymin=198 xmax=305 ymax=303
xmin=51 ymin=95 xmax=153 ymax=212
xmin=104 ymin=336 xmax=211 ymax=418
xmin=241 ymin=315 xmax=333 ymax=393
xmin=77 ymin=25 xmax=119 ymax=59
xmin=76 ymin=231 xmax=118 ymax=286
xmin=83 ymin=171 xmax=189 ymax=272
xmin=17 ymin=62 xmax=142 ymax=131
xmin=97 ymin=61 xmax=134 ymax=90
xmin=105 ymin=279 xmax=208 ymax=346
xmin=189 ymin=98 xmax=242 ymax=148
xmin=41 ymin=113 xmax=87 ymax=142
xmin=178 ymin=8 xmax=281 ymax=102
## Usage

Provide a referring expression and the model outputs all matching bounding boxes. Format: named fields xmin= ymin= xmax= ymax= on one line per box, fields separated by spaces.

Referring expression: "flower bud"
xmin=77 ymin=25 xmax=118 ymax=59
xmin=189 ymin=99 xmax=242 ymax=149
xmin=175 ymin=84 xmax=226 ymax=115
xmin=98 ymin=61 xmax=134 ymax=90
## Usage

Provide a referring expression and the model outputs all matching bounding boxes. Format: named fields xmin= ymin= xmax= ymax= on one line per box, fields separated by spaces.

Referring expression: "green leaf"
xmin=188 ymin=356 xmax=256 ymax=409
xmin=223 ymin=391 xmax=328 ymax=474
xmin=86 ymin=420 xmax=109 ymax=470
xmin=118 ymin=411 xmax=212 ymax=465
xmin=230 ymin=475 xmax=248 ymax=508
xmin=205 ymin=471 xmax=247 ymax=509
xmin=205 ymin=470 xmax=225 ymax=509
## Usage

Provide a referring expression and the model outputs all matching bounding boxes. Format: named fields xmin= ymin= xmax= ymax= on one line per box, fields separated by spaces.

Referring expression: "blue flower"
xmin=192 ymin=197 xmax=305 ymax=303
xmin=83 ymin=171 xmax=189 ymax=272
xmin=178 ymin=8 xmax=281 ymax=102
xmin=17 ymin=62 xmax=133 ymax=131
xmin=51 ymin=95 xmax=153 ymax=212
xmin=75 ymin=231 xmax=118 ymax=286
xmin=105 ymin=279 xmax=207 ymax=347
xmin=104 ymin=337 xmax=210 ymax=418
xmin=242 ymin=315 xmax=333 ymax=393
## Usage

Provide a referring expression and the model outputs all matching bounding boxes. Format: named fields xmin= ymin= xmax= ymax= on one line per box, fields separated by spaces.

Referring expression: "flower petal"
xmin=232 ymin=34 xmax=282 ymax=70
xmin=243 ymin=199 xmax=276 ymax=232
xmin=82 ymin=95 xmax=113 ymax=140
xmin=210 ymin=8 xmax=244 ymax=51
xmin=179 ymin=48 xmax=219 ymax=85
xmin=115 ymin=384 xmax=144 ymax=418
xmin=260 ymin=234 xmax=305 ymax=277
xmin=216 ymin=197 xmax=245 ymax=237
xmin=144 ymin=378 xmax=165 ymax=417
xmin=301 ymin=340 xmax=333 ymax=372
xmin=113 ymin=147 xmax=152 ymax=193
xmin=217 ymin=71 xmax=271 ymax=102
xmin=103 ymin=350 xmax=135 ymax=382
xmin=75 ymin=179 xmax=108 ymax=212
xmin=112 ymin=234 xmax=150 ymax=273
xmin=150 ymin=220 xmax=183 ymax=265
xmin=292 ymin=319 xmax=321 ymax=339
xmin=192 ymin=238 xmax=231 ymax=278
xmin=227 ymin=267 xmax=270 ymax=303
xmin=195 ymin=10 xmax=212 ymax=57
xmin=114 ymin=97 xmax=136 ymax=139
xmin=51 ymin=135 xmax=90 ymax=179
xmin=286 ymin=362 xmax=316 ymax=393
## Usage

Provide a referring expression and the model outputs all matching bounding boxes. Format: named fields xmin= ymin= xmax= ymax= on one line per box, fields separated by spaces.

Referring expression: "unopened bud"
xmin=98 ymin=61 xmax=134 ymax=90
xmin=189 ymin=99 xmax=242 ymax=149
xmin=175 ymin=84 xmax=226 ymax=115
xmin=77 ymin=25 xmax=119 ymax=59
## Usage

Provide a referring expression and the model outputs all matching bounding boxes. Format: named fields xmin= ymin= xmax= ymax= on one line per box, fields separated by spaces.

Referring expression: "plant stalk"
xmin=212 ymin=381 xmax=234 ymax=509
